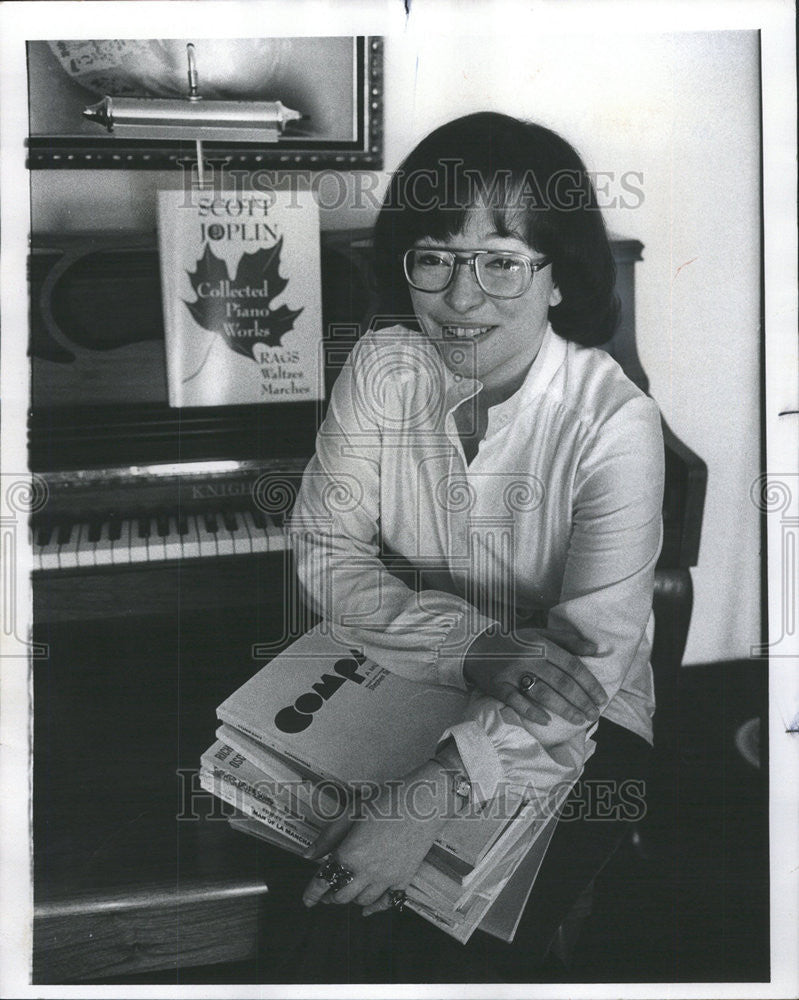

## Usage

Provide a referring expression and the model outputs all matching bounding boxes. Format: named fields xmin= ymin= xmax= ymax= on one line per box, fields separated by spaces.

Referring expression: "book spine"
xmin=227 ymin=815 xmax=310 ymax=857
xmin=201 ymin=750 xmax=312 ymax=825
xmin=200 ymin=769 xmax=318 ymax=848
xmin=215 ymin=726 xmax=340 ymax=820
xmin=425 ymin=843 xmax=473 ymax=881
xmin=216 ymin=711 xmax=343 ymax=786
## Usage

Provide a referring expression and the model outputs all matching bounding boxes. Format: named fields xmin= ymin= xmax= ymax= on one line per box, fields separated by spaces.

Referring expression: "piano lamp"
xmin=82 ymin=43 xmax=304 ymax=181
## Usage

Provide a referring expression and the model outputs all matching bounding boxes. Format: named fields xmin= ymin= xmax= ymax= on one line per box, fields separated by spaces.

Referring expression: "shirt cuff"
xmin=437 ymin=720 xmax=506 ymax=805
xmin=434 ymin=612 xmax=498 ymax=691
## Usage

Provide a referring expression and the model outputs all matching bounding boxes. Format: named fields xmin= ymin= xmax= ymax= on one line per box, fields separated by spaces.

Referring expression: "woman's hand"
xmin=301 ymin=761 xmax=452 ymax=914
xmin=463 ymin=626 xmax=606 ymax=727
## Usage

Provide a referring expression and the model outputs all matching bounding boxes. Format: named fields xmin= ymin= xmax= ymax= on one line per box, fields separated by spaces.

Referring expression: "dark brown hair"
xmin=372 ymin=112 xmax=619 ymax=345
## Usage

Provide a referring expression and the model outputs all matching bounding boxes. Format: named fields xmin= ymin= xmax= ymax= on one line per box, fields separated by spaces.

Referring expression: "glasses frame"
xmin=402 ymin=247 xmax=552 ymax=300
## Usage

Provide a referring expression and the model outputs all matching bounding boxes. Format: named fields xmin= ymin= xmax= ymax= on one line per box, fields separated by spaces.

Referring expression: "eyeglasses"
xmin=403 ymin=247 xmax=551 ymax=299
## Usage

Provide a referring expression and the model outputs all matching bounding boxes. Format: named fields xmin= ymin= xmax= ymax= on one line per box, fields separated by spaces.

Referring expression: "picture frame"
xmin=26 ymin=35 xmax=383 ymax=169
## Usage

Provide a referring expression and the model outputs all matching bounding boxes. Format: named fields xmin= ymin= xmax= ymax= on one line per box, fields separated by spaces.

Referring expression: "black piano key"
xmin=204 ymin=512 xmax=219 ymax=533
xmin=222 ymin=510 xmax=238 ymax=532
xmin=87 ymin=518 xmax=103 ymax=543
xmin=250 ymin=508 xmax=266 ymax=529
xmin=56 ymin=521 xmax=73 ymax=546
xmin=177 ymin=513 xmax=189 ymax=535
xmin=137 ymin=517 xmax=151 ymax=539
xmin=156 ymin=512 xmax=170 ymax=537
xmin=107 ymin=515 xmax=122 ymax=542
xmin=36 ymin=523 xmax=54 ymax=547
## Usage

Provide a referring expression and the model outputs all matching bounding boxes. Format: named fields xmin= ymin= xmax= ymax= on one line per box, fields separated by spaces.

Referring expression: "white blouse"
xmin=290 ymin=323 xmax=664 ymax=808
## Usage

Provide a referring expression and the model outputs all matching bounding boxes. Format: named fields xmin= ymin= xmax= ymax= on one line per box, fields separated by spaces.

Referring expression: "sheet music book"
xmin=158 ymin=187 xmax=323 ymax=406
xmin=216 ymin=626 xmax=468 ymax=787
xmin=216 ymin=626 xmax=527 ymax=875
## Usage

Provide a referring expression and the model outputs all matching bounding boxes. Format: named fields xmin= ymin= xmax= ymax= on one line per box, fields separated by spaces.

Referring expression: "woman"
xmin=287 ymin=112 xmax=664 ymax=981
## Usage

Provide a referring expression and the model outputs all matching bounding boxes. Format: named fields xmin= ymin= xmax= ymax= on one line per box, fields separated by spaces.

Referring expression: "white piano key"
xmin=180 ymin=516 xmax=203 ymax=560
xmin=127 ymin=519 xmax=150 ymax=564
xmin=32 ymin=526 xmax=43 ymax=571
xmin=164 ymin=516 xmax=183 ymax=561
xmin=145 ymin=517 xmax=167 ymax=562
xmin=265 ymin=515 xmax=288 ymax=553
xmin=215 ymin=511 xmax=237 ymax=557
xmin=59 ymin=522 xmax=83 ymax=570
xmin=94 ymin=522 xmax=115 ymax=566
xmin=227 ymin=512 xmax=254 ymax=556
xmin=195 ymin=513 xmax=219 ymax=558
xmin=75 ymin=523 xmax=99 ymax=568
xmin=111 ymin=519 xmax=133 ymax=566
xmin=241 ymin=511 xmax=269 ymax=554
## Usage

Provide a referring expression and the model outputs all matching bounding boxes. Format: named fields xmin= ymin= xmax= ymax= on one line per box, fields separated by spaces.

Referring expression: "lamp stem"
xmin=186 ymin=43 xmax=200 ymax=100
xmin=196 ymin=139 xmax=204 ymax=188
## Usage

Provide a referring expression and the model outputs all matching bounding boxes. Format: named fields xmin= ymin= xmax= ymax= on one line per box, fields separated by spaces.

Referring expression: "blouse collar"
xmin=443 ymin=323 xmax=567 ymax=422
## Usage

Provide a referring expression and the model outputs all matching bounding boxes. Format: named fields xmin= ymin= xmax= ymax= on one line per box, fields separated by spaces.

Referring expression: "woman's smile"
xmin=439 ymin=322 xmax=497 ymax=340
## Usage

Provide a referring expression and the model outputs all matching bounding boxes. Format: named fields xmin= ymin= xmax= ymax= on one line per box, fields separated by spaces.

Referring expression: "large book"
xmin=216 ymin=627 xmax=523 ymax=874
xmin=157 ymin=187 xmax=323 ymax=407
xmin=216 ymin=627 xmax=469 ymax=786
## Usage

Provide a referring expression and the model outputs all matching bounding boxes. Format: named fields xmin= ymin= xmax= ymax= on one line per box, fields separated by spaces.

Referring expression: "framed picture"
xmin=26 ymin=35 xmax=383 ymax=169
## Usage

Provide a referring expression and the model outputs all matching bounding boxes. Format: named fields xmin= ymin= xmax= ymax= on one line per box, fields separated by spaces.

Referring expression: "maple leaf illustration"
xmin=183 ymin=239 xmax=304 ymax=365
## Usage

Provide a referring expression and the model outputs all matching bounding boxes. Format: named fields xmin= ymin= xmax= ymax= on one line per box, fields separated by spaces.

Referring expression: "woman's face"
xmin=408 ymin=207 xmax=561 ymax=398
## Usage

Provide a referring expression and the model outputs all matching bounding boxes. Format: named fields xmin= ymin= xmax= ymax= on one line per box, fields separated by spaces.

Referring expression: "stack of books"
xmin=200 ymin=626 xmax=560 ymax=943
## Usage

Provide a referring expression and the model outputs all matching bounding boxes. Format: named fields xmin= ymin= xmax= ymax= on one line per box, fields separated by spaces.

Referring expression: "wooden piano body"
xmin=29 ymin=232 xmax=706 ymax=982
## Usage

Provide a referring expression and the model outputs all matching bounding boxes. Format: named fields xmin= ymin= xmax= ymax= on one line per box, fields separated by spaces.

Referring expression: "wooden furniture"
xmin=30 ymin=231 xmax=706 ymax=982
xmin=32 ymin=605 xmax=311 ymax=982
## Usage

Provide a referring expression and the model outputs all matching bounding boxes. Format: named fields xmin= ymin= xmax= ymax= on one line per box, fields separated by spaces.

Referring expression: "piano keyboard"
xmin=31 ymin=508 xmax=287 ymax=572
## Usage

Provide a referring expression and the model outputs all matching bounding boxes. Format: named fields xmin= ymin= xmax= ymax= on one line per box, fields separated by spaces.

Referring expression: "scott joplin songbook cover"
xmin=158 ymin=187 xmax=323 ymax=406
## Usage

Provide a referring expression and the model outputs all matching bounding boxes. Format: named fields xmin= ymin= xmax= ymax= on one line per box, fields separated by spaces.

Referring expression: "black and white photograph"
xmin=0 ymin=1 xmax=796 ymax=996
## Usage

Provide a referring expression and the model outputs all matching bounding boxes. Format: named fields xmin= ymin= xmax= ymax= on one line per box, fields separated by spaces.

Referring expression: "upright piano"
xmin=30 ymin=231 xmax=705 ymax=982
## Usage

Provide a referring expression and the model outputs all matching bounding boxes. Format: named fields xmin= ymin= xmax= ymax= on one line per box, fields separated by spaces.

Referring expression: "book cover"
xmin=216 ymin=626 xmax=469 ymax=789
xmin=157 ymin=188 xmax=323 ymax=407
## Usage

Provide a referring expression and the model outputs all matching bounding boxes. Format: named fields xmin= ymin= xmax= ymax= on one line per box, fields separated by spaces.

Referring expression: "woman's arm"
xmin=290 ymin=332 xmax=497 ymax=692
xmin=443 ymin=394 xmax=665 ymax=805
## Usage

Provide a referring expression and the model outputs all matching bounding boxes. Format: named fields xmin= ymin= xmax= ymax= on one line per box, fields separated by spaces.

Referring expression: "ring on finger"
xmin=388 ymin=889 xmax=407 ymax=912
xmin=519 ymin=673 xmax=538 ymax=693
xmin=315 ymin=858 xmax=355 ymax=893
